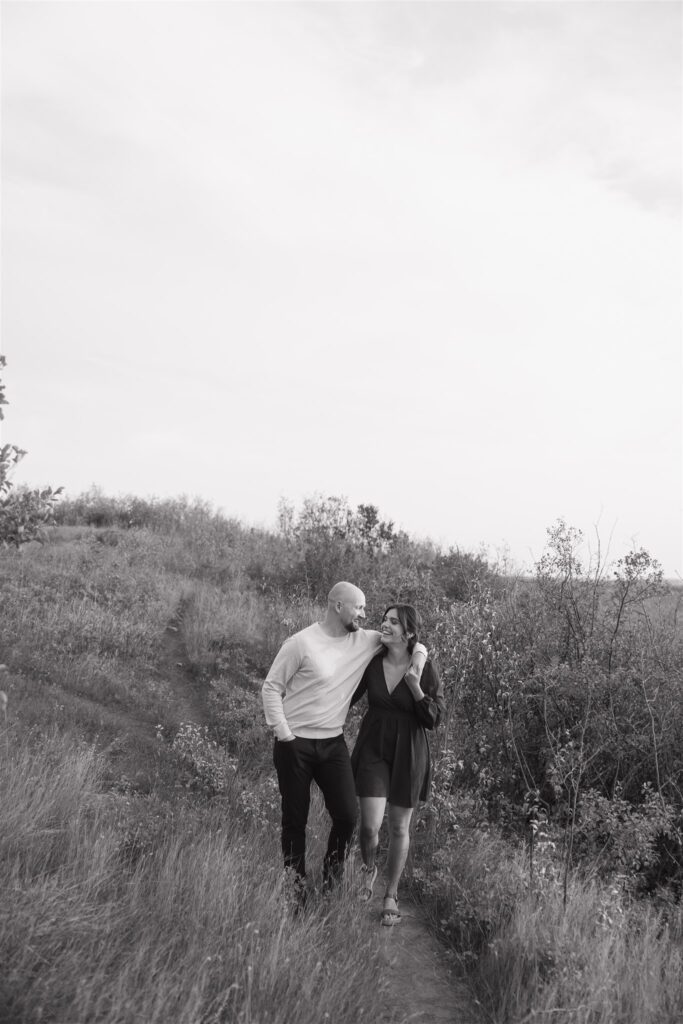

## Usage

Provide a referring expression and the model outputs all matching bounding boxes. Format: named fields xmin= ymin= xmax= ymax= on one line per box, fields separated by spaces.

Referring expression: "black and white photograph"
xmin=1 ymin=2 xmax=681 ymax=1022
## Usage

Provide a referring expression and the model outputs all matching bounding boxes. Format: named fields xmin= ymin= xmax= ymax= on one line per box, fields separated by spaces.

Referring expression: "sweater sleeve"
xmin=261 ymin=635 xmax=301 ymax=740
xmin=350 ymin=666 xmax=370 ymax=708
xmin=413 ymin=660 xmax=445 ymax=730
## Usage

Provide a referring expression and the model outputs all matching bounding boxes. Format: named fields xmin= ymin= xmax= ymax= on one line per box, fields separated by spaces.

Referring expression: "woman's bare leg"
xmin=358 ymin=796 xmax=386 ymax=868
xmin=384 ymin=804 xmax=413 ymax=897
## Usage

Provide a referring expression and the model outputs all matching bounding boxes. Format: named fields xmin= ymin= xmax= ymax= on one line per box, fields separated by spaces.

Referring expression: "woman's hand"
xmin=404 ymin=665 xmax=425 ymax=700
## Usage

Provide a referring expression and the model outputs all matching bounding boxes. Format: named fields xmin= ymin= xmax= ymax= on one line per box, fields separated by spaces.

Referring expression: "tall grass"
xmin=474 ymin=878 xmax=683 ymax=1024
xmin=0 ymin=731 xmax=389 ymax=1024
xmin=181 ymin=580 xmax=269 ymax=667
xmin=414 ymin=817 xmax=683 ymax=1024
xmin=0 ymin=530 xmax=207 ymax=777
xmin=0 ymin=534 xmax=182 ymax=691
xmin=180 ymin=580 xmax=323 ymax=678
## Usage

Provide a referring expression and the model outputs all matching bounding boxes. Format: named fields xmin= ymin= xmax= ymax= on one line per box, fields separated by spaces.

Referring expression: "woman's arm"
xmin=406 ymin=661 xmax=445 ymax=729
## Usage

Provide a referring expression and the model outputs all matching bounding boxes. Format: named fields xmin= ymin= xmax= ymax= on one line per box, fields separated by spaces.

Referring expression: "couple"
xmin=261 ymin=581 xmax=444 ymax=924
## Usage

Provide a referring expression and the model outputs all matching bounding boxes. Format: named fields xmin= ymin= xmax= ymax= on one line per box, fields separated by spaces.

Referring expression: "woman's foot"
xmin=380 ymin=893 xmax=401 ymax=927
xmin=358 ymin=863 xmax=378 ymax=902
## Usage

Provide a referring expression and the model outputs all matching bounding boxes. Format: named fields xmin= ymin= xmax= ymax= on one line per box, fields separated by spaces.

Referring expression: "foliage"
xmin=426 ymin=520 xmax=683 ymax=896
xmin=271 ymin=493 xmax=490 ymax=609
xmin=0 ymin=356 xmax=25 ymax=498
xmin=278 ymin=493 xmax=401 ymax=554
xmin=0 ymin=484 xmax=65 ymax=548
xmin=0 ymin=533 xmax=178 ymax=682
xmin=0 ymin=441 xmax=26 ymax=498
xmin=207 ymin=677 xmax=270 ymax=765
xmin=413 ymin=804 xmax=683 ymax=1024
xmin=574 ymin=785 xmax=682 ymax=884
xmin=167 ymin=721 xmax=239 ymax=797
xmin=0 ymin=356 xmax=62 ymax=547
xmin=270 ymin=494 xmax=403 ymax=600
xmin=54 ymin=488 xmax=491 ymax=625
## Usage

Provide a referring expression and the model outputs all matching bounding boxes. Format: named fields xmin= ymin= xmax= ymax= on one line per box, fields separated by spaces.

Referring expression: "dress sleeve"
xmin=413 ymin=660 xmax=445 ymax=730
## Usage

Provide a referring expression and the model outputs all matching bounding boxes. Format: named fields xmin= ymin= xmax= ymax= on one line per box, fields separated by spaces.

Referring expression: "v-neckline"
xmin=382 ymin=659 xmax=410 ymax=696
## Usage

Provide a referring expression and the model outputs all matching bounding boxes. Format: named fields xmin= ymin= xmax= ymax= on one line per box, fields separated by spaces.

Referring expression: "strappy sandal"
xmin=380 ymin=894 xmax=401 ymax=927
xmin=358 ymin=863 xmax=378 ymax=902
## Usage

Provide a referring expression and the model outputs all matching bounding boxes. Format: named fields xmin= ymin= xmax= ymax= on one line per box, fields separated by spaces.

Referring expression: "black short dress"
xmin=350 ymin=654 xmax=445 ymax=808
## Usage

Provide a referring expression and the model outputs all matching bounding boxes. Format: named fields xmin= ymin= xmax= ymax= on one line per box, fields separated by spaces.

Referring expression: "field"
xmin=0 ymin=493 xmax=681 ymax=1023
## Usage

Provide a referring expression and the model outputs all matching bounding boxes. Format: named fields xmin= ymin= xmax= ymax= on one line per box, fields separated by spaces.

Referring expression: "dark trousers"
xmin=273 ymin=735 xmax=357 ymax=882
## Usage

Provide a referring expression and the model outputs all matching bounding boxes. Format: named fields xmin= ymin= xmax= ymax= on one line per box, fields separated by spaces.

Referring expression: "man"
xmin=262 ymin=581 xmax=427 ymax=897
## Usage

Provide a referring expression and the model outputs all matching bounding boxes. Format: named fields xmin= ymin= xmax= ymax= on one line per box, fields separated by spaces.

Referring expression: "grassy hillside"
xmin=1 ymin=496 xmax=681 ymax=1023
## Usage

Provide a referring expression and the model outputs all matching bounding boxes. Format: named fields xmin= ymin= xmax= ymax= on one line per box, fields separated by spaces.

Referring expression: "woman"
xmin=350 ymin=604 xmax=444 ymax=926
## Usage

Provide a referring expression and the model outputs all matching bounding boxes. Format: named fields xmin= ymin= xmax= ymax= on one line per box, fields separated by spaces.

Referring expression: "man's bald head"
xmin=328 ymin=581 xmax=365 ymax=607
xmin=324 ymin=581 xmax=367 ymax=634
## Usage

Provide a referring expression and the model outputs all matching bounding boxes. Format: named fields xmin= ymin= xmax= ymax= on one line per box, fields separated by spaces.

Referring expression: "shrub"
xmin=168 ymin=722 xmax=239 ymax=797
xmin=0 ymin=356 xmax=61 ymax=547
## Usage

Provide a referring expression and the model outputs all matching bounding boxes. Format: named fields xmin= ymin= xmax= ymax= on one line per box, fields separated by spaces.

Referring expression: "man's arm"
xmin=364 ymin=629 xmax=428 ymax=685
xmin=261 ymin=637 xmax=300 ymax=741
xmin=405 ymin=642 xmax=428 ymax=687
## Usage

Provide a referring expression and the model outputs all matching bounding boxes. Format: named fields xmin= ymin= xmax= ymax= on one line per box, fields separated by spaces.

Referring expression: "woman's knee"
xmin=359 ymin=820 xmax=380 ymax=844
xmin=388 ymin=823 xmax=410 ymax=841
xmin=387 ymin=810 xmax=413 ymax=839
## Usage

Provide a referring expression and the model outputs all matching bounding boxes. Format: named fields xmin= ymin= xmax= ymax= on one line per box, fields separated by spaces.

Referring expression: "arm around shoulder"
xmin=405 ymin=641 xmax=428 ymax=687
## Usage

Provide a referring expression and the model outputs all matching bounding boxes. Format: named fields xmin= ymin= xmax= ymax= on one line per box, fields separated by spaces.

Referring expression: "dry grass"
xmin=0 ymin=730 xmax=388 ymax=1024
xmin=181 ymin=580 xmax=269 ymax=666
xmin=474 ymin=879 xmax=683 ymax=1024
xmin=415 ymin=820 xmax=683 ymax=1024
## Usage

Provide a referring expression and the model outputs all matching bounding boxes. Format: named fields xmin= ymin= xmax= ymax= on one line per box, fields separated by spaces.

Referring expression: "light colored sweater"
xmin=262 ymin=623 xmax=427 ymax=741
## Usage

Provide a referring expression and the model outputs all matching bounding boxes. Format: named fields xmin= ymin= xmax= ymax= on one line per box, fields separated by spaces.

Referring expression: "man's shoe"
xmin=320 ymin=874 xmax=338 ymax=900
xmin=321 ymin=862 xmax=343 ymax=899
xmin=283 ymin=873 xmax=310 ymax=915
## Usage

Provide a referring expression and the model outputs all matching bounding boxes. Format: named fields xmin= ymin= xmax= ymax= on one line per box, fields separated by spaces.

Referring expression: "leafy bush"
xmin=427 ymin=521 xmax=683 ymax=892
xmin=575 ymin=786 xmax=682 ymax=885
xmin=0 ymin=357 xmax=61 ymax=547
xmin=208 ymin=678 xmax=270 ymax=765
xmin=167 ymin=722 xmax=239 ymax=797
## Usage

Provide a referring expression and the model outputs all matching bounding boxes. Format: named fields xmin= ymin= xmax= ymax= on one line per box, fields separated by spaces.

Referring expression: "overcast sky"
xmin=2 ymin=1 xmax=681 ymax=576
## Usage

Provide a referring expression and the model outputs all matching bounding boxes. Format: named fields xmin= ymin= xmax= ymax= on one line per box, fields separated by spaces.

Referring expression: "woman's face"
xmin=380 ymin=608 xmax=409 ymax=648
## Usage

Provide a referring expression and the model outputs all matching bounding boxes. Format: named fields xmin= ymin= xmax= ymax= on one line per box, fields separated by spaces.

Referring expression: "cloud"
xmin=3 ymin=1 xmax=680 ymax=575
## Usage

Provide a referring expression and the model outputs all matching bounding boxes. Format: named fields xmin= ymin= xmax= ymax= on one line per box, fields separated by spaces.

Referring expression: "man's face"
xmin=338 ymin=597 xmax=366 ymax=632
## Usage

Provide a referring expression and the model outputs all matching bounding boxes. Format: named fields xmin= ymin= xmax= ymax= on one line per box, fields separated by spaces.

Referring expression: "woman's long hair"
xmin=381 ymin=604 xmax=422 ymax=654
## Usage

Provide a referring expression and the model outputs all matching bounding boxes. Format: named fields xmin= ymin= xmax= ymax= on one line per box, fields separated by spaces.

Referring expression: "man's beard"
xmin=344 ymin=620 xmax=360 ymax=633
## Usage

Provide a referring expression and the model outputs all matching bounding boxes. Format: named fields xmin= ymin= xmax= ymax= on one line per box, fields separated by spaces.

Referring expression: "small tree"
xmin=0 ymin=356 xmax=61 ymax=547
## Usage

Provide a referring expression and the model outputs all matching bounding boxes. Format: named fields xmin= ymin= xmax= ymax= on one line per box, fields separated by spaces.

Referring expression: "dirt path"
xmin=363 ymin=894 xmax=481 ymax=1024
xmin=150 ymin=596 xmax=211 ymax=729
xmin=102 ymin=601 xmax=210 ymax=792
